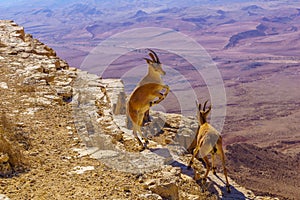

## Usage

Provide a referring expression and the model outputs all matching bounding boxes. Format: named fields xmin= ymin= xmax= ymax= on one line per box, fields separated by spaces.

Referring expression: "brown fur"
xmin=188 ymin=101 xmax=230 ymax=193
xmin=127 ymin=83 xmax=169 ymax=148
xmin=139 ymin=49 xmax=166 ymax=124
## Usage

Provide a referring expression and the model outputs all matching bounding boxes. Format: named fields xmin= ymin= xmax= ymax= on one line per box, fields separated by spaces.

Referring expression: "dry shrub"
xmin=12 ymin=79 xmax=37 ymax=94
xmin=0 ymin=113 xmax=28 ymax=177
xmin=16 ymin=84 xmax=36 ymax=93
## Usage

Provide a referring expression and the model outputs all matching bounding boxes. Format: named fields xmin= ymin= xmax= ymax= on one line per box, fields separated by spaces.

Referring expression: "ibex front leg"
xmin=151 ymin=85 xmax=169 ymax=106
xmin=219 ymin=147 xmax=231 ymax=192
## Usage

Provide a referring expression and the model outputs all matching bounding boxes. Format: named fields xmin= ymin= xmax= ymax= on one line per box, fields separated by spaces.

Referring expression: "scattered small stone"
xmin=149 ymin=181 xmax=179 ymax=200
xmin=0 ymin=82 xmax=8 ymax=89
xmin=0 ymin=194 xmax=10 ymax=200
xmin=139 ymin=193 xmax=163 ymax=200
xmin=70 ymin=166 xmax=95 ymax=174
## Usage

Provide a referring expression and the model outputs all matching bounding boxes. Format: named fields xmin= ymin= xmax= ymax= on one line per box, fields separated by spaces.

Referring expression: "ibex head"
xmin=144 ymin=49 xmax=166 ymax=76
xmin=196 ymin=100 xmax=212 ymax=125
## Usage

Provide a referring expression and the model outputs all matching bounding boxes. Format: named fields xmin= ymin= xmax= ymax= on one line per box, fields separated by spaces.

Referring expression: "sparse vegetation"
xmin=0 ymin=113 xmax=28 ymax=177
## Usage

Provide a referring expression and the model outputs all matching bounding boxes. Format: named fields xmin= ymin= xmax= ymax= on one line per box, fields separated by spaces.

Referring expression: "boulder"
xmin=144 ymin=166 xmax=181 ymax=200
xmin=149 ymin=182 xmax=179 ymax=200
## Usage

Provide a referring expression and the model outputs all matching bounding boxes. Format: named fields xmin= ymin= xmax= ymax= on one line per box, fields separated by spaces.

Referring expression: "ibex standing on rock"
xmin=126 ymin=49 xmax=169 ymax=149
xmin=188 ymin=100 xmax=230 ymax=193
xmin=127 ymin=83 xmax=169 ymax=149
xmin=137 ymin=49 xmax=166 ymax=124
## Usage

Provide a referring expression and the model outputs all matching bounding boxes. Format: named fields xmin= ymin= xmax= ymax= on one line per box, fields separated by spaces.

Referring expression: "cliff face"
xmin=0 ymin=20 xmax=278 ymax=200
xmin=0 ymin=20 xmax=73 ymax=101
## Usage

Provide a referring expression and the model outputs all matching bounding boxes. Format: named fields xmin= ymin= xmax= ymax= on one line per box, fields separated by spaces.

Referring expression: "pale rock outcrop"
xmin=0 ymin=82 xmax=8 ymax=89
xmin=0 ymin=20 xmax=77 ymax=179
xmin=0 ymin=194 xmax=10 ymax=200
xmin=72 ymin=69 xmax=279 ymax=199
xmin=143 ymin=166 xmax=180 ymax=200
xmin=0 ymin=20 xmax=74 ymax=108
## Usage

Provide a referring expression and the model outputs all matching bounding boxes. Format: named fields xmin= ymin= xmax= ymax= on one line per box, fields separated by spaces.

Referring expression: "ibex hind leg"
xmin=188 ymin=145 xmax=200 ymax=169
xmin=142 ymin=110 xmax=151 ymax=125
xmin=202 ymin=156 xmax=211 ymax=180
xmin=139 ymin=129 xmax=149 ymax=149
xmin=132 ymin=130 xmax=144 ymax=147
xmin=137 ymin=114 xmax=149 ymax=150
xmin=219 ymin=148 xmax=231 ymax=193
xmin=211 ymin=153 xmax=217 ymax=175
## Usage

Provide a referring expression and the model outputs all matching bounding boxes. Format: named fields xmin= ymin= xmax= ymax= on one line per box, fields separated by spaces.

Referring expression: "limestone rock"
xmin=139 ymin=193 xmax=163 ymax=200
xmin=101 ymin=79 xmax=126 ymax=115
xmin=144 ymin=166 xmax=181 ymax=200
xmin=0 ymin=21 xmax=78 ymax=179
xmin=56 ymin=85 xmax=73 ymax=102
xmin=0 ymin=82 xmax=8 ymax=89
xmin=149 ymin=182 xmax=179 ymax=200
xmin=181 ymin=193 xmax=200 ymax=200
xmin=0 ymin=194 xmax=10 ymax=200
xmin=70 ymin=166 xmax=95 ymax=174
xmin=175 ymin=127 xmax=197 ymax=150
xmin=142 ymin=113 xmax=166 ymax=139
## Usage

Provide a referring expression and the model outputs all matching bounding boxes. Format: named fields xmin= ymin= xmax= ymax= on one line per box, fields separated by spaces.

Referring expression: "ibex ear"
xmin=203 ymin=100 xmax=208 ymax=111
xmin=195 ymin=100 xmax=201 ymax=111
xmin=144 ymin=58 xmax=153 ymax=64
xmin=205 ymin=104 xmax=212 ymax=115
xmin=195 ymin=100 xmax=201 ymax=121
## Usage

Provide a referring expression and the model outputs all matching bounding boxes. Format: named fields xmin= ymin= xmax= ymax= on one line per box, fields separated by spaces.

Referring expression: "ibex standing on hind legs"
xmin=126 ymin=49 xmax=169 ymax=149
xmin=137 ymin=49 xmax=166 ymax=124
xmin=188 ymin=100 xmax=230 ymax=193
xmin=126 ymin=83 xmax=169 ymax=149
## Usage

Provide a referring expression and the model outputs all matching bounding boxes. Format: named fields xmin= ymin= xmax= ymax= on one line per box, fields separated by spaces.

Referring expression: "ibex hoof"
xmin=143 ymin=120 xmax=150 ymax=126
xmin=200 ymin=178 xmax=207 ymax=185
xmin=226 ymin=186 xmax=231 ymax=193
xmin=141 ymin=142 xmax=149 ymax=150
xmin=142 ymin=119 xmax=152 ymax=126
xmin=195 ymin=177 xmax=206 ymax=184
xmin=139 ymin=146 xmax=146 ymax=152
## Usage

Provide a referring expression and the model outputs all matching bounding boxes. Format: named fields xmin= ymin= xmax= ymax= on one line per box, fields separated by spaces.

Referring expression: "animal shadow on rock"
xmin=170 ymin=160 xmax=245 ymax=199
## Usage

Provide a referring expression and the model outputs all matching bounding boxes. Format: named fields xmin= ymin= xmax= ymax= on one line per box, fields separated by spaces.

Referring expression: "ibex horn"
xmin=203 ymin=100 xmax=208 ymax=111
xmin=143 ymin=58 xmax=152 ymax=63
xmin=147 ymin=49 xmax=160 ymax=64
